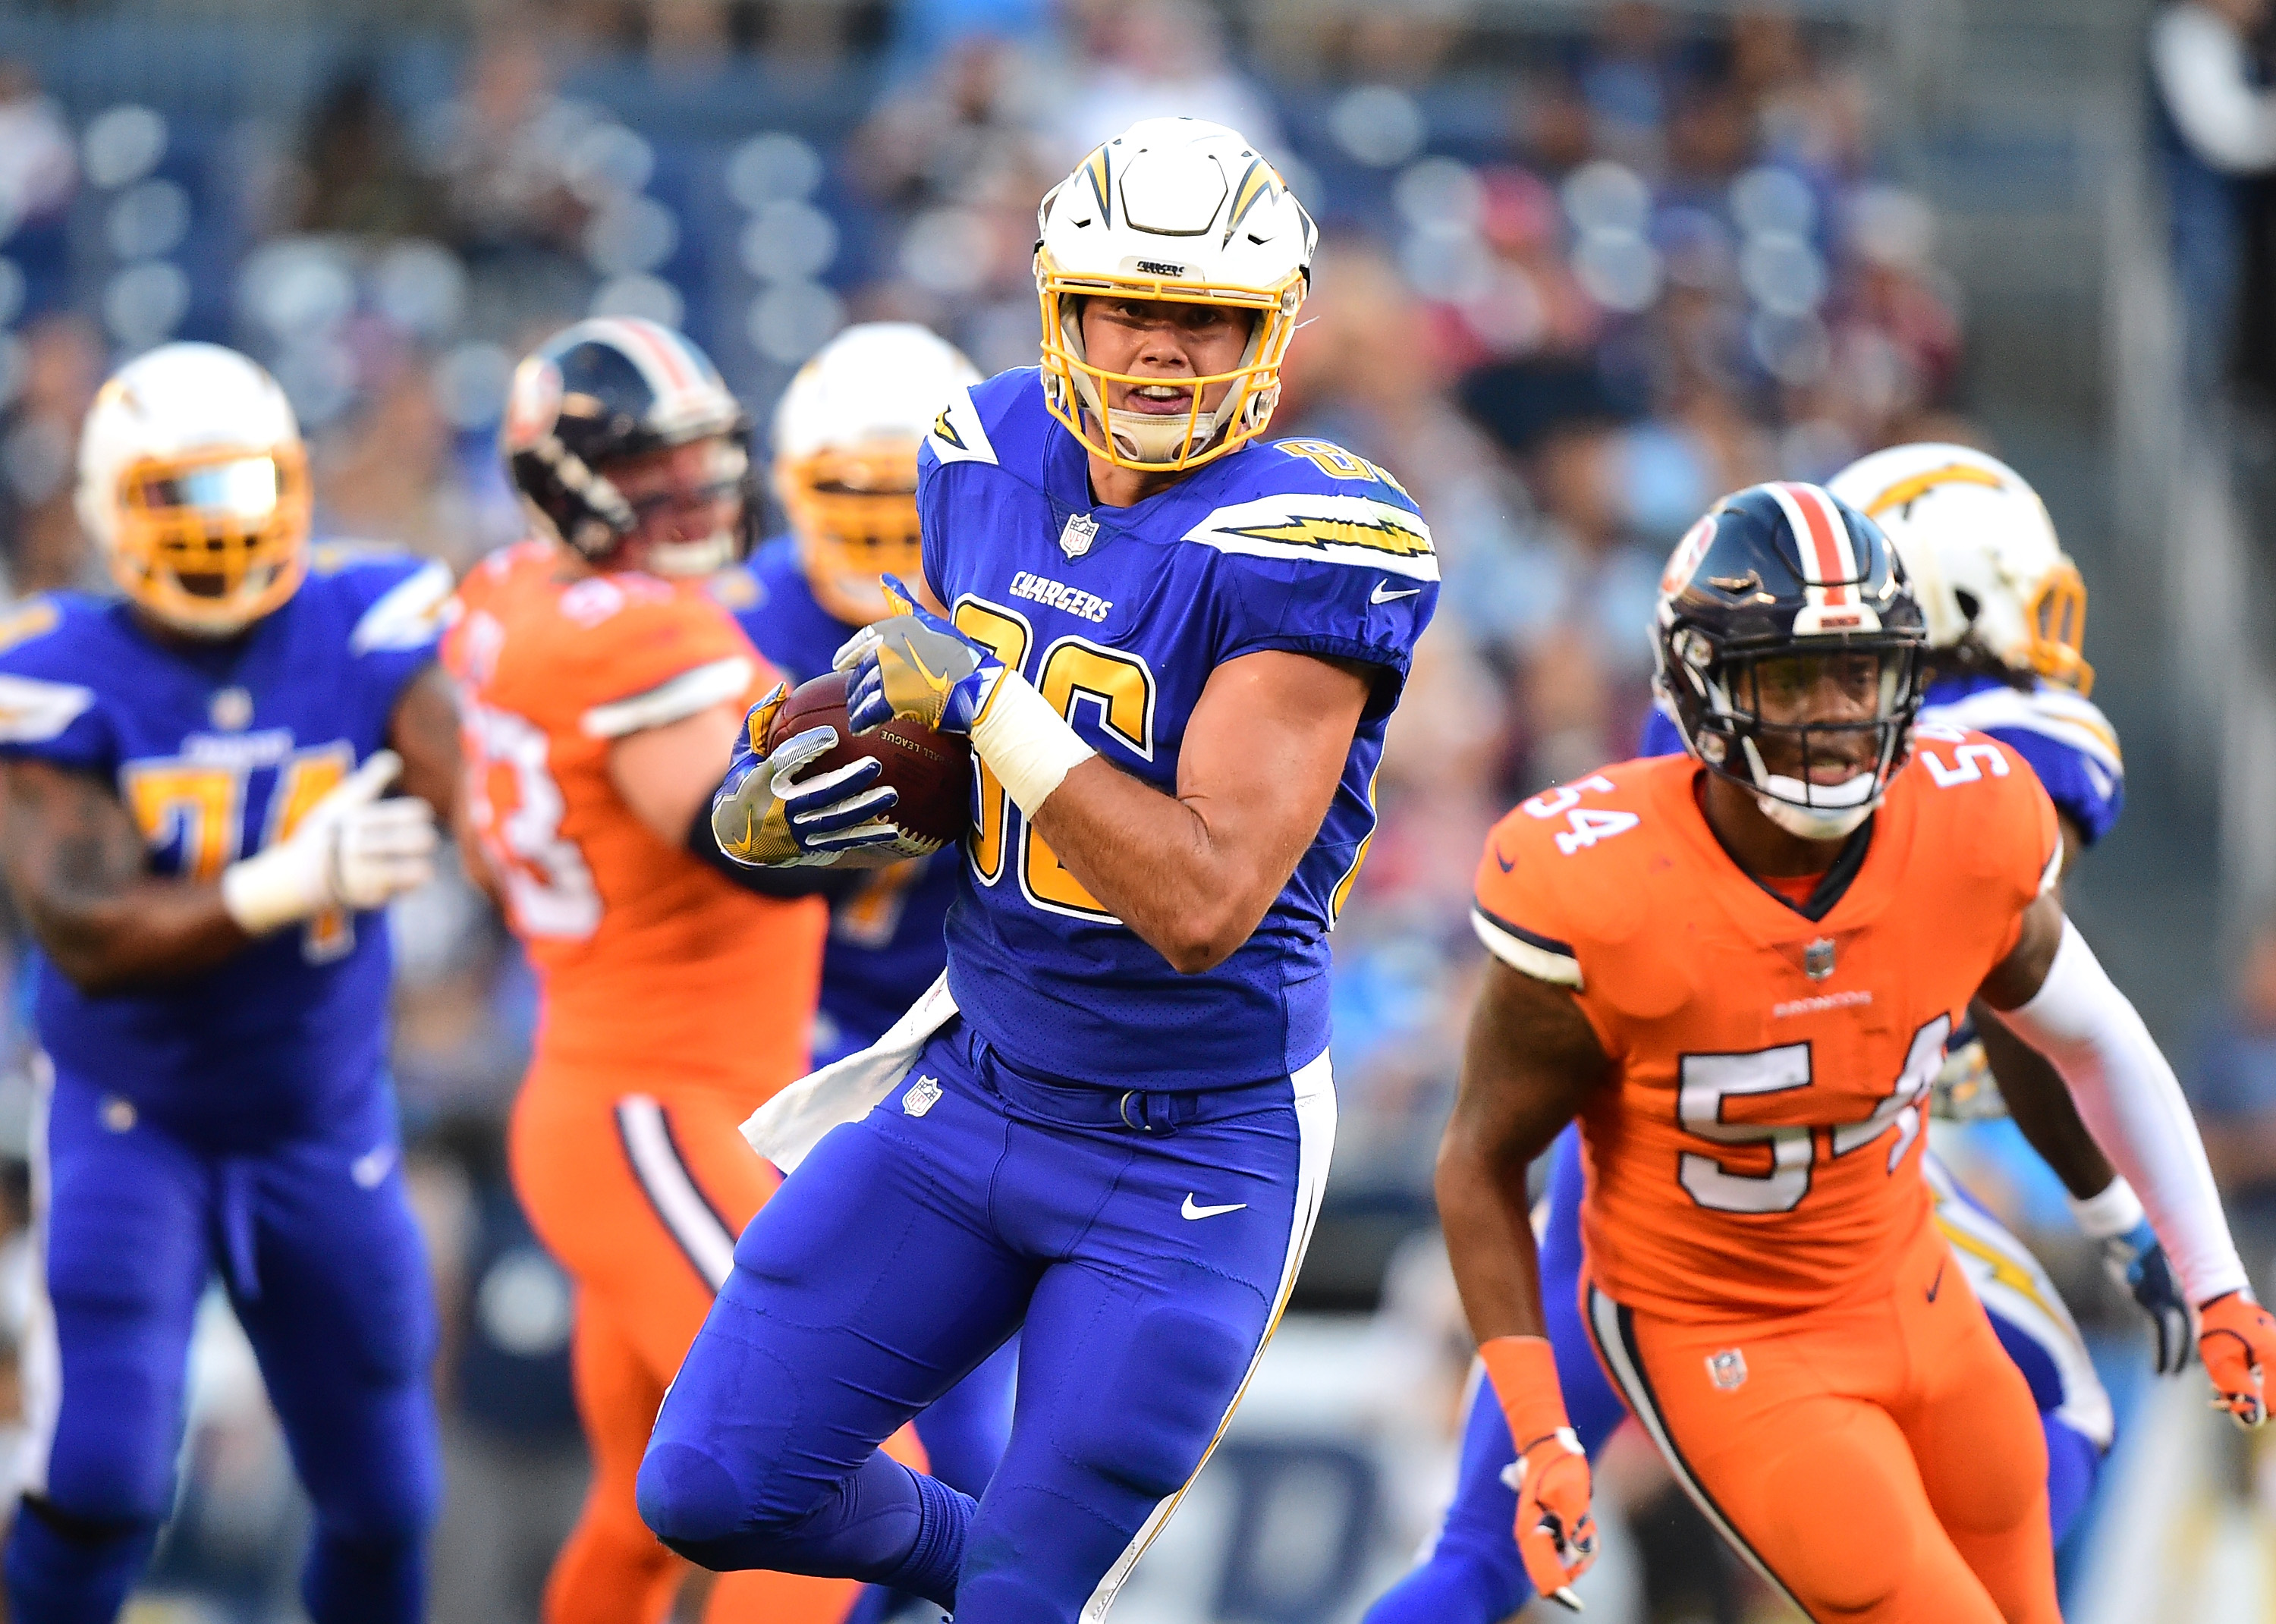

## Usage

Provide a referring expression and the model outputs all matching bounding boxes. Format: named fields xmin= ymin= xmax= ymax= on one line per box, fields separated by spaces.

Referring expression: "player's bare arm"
xmin=1436 ymin=960 xmax=1611 ymax=1343
xmin=611 ymin=698 xmax=747 ymax=846
xmin=387 ymin=662 xmax=464 ymax=825
xmin=0 ymin=758 xmax=251 ymax=991
xmin=1031 ymin=650 xmax=1371 ymax=973
xmin=1432 ymin=956 xmax=1609 ymax=1607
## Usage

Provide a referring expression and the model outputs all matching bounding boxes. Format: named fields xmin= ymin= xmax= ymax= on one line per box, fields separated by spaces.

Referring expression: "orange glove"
xmin=1482 ymin=1333 xmax=1597 ymax=1611
xmin=2199 ymin=1290 xmax=2276 ymax=1429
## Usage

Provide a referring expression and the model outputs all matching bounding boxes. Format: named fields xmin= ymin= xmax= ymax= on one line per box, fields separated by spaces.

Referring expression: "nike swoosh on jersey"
xmin=1181 ymin=1195 xmax=1248 ymax=1220
xmin=1493 ymin=843 xmax=1517 ymax=873
xmin=1371 ymin=580 xmax=1423 ymax=604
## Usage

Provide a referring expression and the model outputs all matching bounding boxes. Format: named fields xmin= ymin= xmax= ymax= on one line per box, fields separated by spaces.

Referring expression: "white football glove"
xmin=220 ymin=749 xmax=439 ymax=934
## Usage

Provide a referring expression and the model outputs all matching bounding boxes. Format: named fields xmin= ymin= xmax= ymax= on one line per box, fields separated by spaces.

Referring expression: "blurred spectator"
xmin=851 ymin=35 xmax=1061 ymax=212
xmin=2150 ymin=0 xmax=2276 ymax=392
xmin=1053 ymin=0 xmax=1285 ymax=162
xmin=417 ymin=28 xmax=596 ymax=262
xmin=0 ymin=314 xmax=103 ymax=598
xmin=1460 ymin=357 xmax=1661 ymax=788
xmin=0 ymin=62 xmax=74 ymax=229
xmin=284 ymin=74 xmax=445 ymax=240
xmin=313 ymin=358 xmax=487 ymax=567
xmin=2188 ymin=913 xmax=2276 ymax=1280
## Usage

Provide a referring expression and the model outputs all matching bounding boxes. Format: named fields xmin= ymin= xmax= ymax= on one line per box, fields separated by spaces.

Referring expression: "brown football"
xmin=765 ymin=669 xmax=973 ymax=867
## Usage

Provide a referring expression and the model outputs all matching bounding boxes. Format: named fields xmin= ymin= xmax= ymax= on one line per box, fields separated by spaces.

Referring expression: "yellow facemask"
xmin=778 ymin=441 xmax=923 ymax=626
xmin=105 ymin=442 xmax=311 ymax=636
xmin=1035 ymin=250 xmax=1305 ymax=474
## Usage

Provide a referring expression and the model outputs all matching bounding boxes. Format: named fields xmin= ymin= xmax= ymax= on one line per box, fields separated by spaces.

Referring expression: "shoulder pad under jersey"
xmin=1183 ymin=437 xmax=1434 ymax=584
xmin=922 ymin=369 xmax=1032 ymax=473
xmin=0 ymin=593 xmax=112 ymax=756
xmin=1919 ymin=678 xmax=2123 ymax=846
xmin=1472 ymin=757 xmax=1679 ymax=992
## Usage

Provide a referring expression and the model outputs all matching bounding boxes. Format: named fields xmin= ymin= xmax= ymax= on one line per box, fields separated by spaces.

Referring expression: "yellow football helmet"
xmin=773 ymin=322 xmax=980 ymax=625
xmin=1034 ymin=118 xmax=1316 ymax=473
xmin=75 ymin=343 xmax=310 ymax=637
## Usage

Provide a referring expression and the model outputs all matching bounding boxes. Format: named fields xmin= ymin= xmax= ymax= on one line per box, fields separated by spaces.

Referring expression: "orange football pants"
xmin=513 ymin=1071 xmax=915 ymax=1624
xmin=1582 ymin=1219 xmax=2058 ymax=1624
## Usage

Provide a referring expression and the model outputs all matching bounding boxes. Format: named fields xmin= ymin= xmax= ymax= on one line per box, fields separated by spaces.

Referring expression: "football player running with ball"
xmin=715 ymin=319 xmax=1020 ymax=1608
xmin=1438 ymin=482 xmax=2276 ymax=1622
xmin=639 ymin=118 xmax=1436 ymax=1618
xmin=0 ymin=344 xmax=455 ymax=1623
xmin=1367 ymin=447 xmax=2166 ymax=1623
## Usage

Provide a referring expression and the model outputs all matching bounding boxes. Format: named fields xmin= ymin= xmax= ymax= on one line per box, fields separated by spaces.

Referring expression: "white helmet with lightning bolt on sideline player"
xmin=1828 ymin=441 xmax=2093 ymax=694
xmin=773 ymin=322 xmax=982 ymax=625
xmin=1034 ymin=116 xmax=1317 ymax=473
xmin=76 ymin=341 xmax=313 ymax=638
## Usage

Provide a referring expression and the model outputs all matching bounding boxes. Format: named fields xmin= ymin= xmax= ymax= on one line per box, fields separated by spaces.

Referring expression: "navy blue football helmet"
xmin=500 ymin=316 xmax=758 ymax=575
xmin=1654 ymin=481 xmax=1929 ymax=839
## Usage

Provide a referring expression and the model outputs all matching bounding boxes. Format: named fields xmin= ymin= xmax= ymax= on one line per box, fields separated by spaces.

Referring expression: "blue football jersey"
xmin=715 ymin=539 xmax=958 ymax=1057
xmin=919 ymin=369 xmax=1438 ymax=1089
xmin=0 ymin=547 xmax=451 ymax=1147
xmin=1637 ymin=671 xmax=2124 ymax=847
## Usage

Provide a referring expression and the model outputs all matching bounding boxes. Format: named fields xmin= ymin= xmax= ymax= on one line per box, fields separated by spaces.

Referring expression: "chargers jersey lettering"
xmin=920 ymin=370 xmax=1438 ymax=1088
xmin=0 ymin=548 xmax=450 ymax=1147
xmin=1642 ymin=670 xmax=2123 ymax=847
xmin=715 ymin=539 xmax=956 ymax=1057
xmin=1472 ymin=743 xmax=2059 ymax=1318
xmin=446 ymin=542 xmax=824 ymax=1094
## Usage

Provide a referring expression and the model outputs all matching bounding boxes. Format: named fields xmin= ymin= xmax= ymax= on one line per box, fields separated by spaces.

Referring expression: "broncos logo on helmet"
xmin=1655 ymin=481 xmax=1929 ymax=841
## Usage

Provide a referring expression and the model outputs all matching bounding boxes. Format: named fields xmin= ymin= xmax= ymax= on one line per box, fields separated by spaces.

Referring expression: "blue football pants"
xmin=5 ymin=1066 xmax=440 ymax=1624
xmin=1362 ymin=1128 xmax=2105 ymax=1624
xmin=637 ymin=1020 xmax=1334 ymax=1622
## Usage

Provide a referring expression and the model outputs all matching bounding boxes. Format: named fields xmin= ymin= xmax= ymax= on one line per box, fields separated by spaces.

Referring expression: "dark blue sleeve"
xmin=0 ymin=599 xmax=119 ymax=774
xmin=1981 ymin=724 xmax=2124 ymax=847
xmin=1214 ymin=553 xmax=1438 ymax=720
xmin=319 ymin=552 xmax=453 ymax=718
xmin=917 ymin=441 xmax=951 ymax=610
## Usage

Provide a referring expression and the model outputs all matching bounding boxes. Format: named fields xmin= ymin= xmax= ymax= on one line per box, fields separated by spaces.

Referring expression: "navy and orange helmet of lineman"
xmin=501 ymin=316 xmax=758 ymax=576
xmin=1655 ymin=481 xmax=1929 ymax=840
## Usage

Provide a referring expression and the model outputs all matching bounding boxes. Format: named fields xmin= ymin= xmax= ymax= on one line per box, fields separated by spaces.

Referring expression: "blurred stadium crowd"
xmin=0 ymin=1 xmax=2244 ymax=1619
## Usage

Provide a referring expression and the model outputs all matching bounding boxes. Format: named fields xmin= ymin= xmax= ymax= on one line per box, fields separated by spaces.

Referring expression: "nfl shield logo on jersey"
xmin=1707 ymin=1349 xmax=1748 ymax=1391
xmin=1058 ymin=511 xmax=1099 ymax=559
xmin=903 ymin=1074 xmax=943 ymax=1118
xmin=1804 ymin=938 xmax=1836 ymax=981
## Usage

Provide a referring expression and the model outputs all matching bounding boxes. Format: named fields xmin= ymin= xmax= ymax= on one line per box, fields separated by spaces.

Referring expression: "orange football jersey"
xmin=1473 ymin=730 xmax=2061 ymax=1321
xmin=444 ymin=541 xmax=825 ymax=1095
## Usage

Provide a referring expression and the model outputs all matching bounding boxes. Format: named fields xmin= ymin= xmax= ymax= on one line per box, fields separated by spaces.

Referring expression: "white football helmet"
xmin=772 ymin=322 xmax=981 ymax=625
xmin=1034 ymin=117 xmax=1316 ymax=472
xmin=1828 ymin=442 xmax=2092 ymax=693
xmin=77 ymin=342 xmax=311 ymax=637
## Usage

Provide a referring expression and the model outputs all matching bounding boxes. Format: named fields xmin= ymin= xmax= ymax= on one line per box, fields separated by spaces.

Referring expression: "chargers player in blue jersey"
xmin=713 ymin=319 xmax=1018 ymax=1621
xmin=639 ymin=118 xmax=1436 ymax=1619
xmin=0 ymin=344 xmax=456 ymax=1624
xmin=1363 ymin=443 xmax=2178 ymax=1624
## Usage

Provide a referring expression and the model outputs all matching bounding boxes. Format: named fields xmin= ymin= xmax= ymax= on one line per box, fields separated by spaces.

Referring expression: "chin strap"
xmin=1753 ymin=792 xmax=1875 ymax=841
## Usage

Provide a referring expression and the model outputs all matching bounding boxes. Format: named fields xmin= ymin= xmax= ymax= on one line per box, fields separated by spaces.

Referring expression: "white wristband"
xmin=970 ymin=666 xmax=1096 ymax=817
xmin=2069 ymin=1176 xmax=2146 ymax=1241
xmin=221 ymin=843 xmax=323 ymax=935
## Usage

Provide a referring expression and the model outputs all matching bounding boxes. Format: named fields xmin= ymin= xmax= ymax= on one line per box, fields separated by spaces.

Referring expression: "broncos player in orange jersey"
xmin=445 ymin=318 xmax=882 ymax=1624
xmin=1438 ymin=481 xmax=2276 ymax=1622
